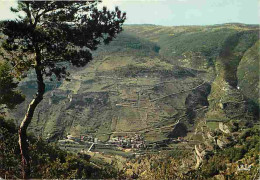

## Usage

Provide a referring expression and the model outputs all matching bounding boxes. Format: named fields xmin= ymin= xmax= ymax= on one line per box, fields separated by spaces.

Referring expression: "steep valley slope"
xmin=11 ymin=23 xmax=259 ymax=144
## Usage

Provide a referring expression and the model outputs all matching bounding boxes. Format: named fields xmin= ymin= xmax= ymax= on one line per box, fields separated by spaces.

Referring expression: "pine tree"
xmin=1 ymin=1 xmax=126 ymax=178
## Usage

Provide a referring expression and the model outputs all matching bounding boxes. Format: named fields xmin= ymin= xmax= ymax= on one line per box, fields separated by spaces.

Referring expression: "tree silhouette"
xmin=1 ymin=1 xmax=126 ymax=178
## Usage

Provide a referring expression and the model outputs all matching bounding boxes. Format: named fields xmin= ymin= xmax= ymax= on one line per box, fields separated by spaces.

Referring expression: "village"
xmin=58 ymin=132 xmax=189 ymax=153
xmin=58 ymin=133 xmax=146 ymax=150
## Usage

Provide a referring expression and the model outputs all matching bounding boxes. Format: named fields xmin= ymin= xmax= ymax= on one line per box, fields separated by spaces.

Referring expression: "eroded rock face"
xmin=206 ymin=31 xmax=259 ymax=122
xmin=185 ymin=83 xmax=211 ymax=124
xmin=167 ymin=123 xmax=188 ymax=138
xmin=237 ymin=40 xmax=260 ymax=107
xmin=219 ymin=122 xmax=230 ymax=134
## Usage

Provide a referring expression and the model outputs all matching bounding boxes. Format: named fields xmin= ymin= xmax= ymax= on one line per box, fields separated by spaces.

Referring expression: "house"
xmin=67 ymin=135 xmax=80 ymax=142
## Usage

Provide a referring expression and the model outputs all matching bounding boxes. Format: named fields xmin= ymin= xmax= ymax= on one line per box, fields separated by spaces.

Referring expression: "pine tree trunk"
xmin=18 ymin=51 xmax=45 ymax=178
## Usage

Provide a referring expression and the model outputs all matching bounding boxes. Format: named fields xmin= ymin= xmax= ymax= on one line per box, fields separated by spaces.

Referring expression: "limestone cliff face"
xmin=206 ymin=31 xmax=259 ymax=122
xmin=237 ymin=41 xmax=260 ymax=106
xmin=194 ymin=30 xmax=260 ymax=157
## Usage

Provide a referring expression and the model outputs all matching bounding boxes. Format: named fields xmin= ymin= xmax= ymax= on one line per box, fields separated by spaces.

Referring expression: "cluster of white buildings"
xmin=67 ymin=134 xmax=99 ymax=143
xmin=108 ymin=134 xmax=146 ymax=149
xmin=59 ymin=133 xmax=147 ymax=150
